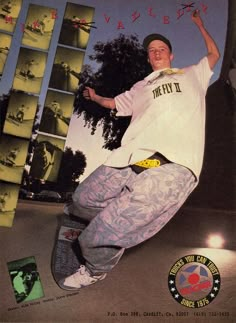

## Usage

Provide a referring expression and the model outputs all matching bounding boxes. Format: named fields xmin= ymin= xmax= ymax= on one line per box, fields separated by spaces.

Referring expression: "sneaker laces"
xmin=72 ymin=265 xmax=99 ymax=285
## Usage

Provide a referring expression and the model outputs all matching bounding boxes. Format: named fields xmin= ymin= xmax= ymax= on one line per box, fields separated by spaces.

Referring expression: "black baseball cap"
xmin=143 ymin=34 xmax=172 ymax=52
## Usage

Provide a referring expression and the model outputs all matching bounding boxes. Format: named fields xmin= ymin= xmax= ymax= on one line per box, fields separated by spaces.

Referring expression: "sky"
xmin=0 ymin=0 xmax=229 ymax=181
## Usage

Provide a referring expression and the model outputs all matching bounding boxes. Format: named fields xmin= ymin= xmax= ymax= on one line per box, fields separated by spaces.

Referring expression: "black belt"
xmin=130 ymin=152 xmax=171 ymax=174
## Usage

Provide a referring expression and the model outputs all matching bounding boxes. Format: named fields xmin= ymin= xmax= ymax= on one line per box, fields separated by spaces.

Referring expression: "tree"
xmin=56 ymin=147 xmax=87 ymax=191
xmin=74 ymin=34 xmax=151 ymax=150
xmin=72 ymin=149 xmax=87 ymax=182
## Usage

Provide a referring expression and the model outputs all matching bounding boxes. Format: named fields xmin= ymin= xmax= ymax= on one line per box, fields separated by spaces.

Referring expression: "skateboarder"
xmin=59 ymin=11 xmax=220 ymax=290
xmin=50 ymin=100 xmax=63 ymax=118
xmin=5 ymin=147 xmax=20 ymax=166
xmin=15 ymin=104 xmax=26 ymax=123
xmin=21 ymin=59 xmax=37 ymax=80
xmin=2 ymin=1 xmax=12 ymax=13
xmin=0 ymin=192 xmax=9 ymax=212
xmin=38 ymin=14 xmax=48 ymax=35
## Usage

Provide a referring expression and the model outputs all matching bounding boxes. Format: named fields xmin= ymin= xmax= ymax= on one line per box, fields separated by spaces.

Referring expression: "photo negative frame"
xmin=39 ymin=90 xmax=74 ymax=138
xmin=0 ymin=181 xmax=19 ymax=227
xmin=0 ymin=0 xmax=22 ymax=33
xmin=22 ymin=3 xmax=57 ymax=51
xmin=48 ymin=46 xmax=84 ymax=93
xmin=0 ymin=32 xmax=12 ymax=76
xmin=59 ymin=2 xmax=95 ymax=50
xmin=12 ymin=47 xmax=47 ymax=94
xmin=3 ymin=91 xmax=38 ymax=139
xmin=0 ymin=134 xmax=29 ymax=184
xmin=30 ymin=133 xmax=65 ymax=182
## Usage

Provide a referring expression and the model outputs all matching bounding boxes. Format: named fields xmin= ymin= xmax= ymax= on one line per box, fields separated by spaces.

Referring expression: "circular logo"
xmin=168 ymin=255 xmax=221 ymax=308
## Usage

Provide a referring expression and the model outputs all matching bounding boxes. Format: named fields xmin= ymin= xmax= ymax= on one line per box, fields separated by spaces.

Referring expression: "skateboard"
xmin=51 ymin=214 xmax=88 ymax=285
xmin=17 ymin=70 xmax=35 ymax=79
xmin=7 ymin=114 xmax=23 ymax=125
xmin=0 ymin=158 xmax=19 ymax=167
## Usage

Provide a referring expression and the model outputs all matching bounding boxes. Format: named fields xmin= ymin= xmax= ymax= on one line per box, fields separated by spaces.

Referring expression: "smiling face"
xmin=147 ymin=40 xmax=174 ymax=71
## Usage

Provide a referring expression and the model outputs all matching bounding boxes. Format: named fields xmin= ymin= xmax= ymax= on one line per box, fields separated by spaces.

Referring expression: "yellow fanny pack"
xmin=130 ymin=153 xmax=170 ymax=174
xmin=133 ymin=159 xmax=161 ymax=168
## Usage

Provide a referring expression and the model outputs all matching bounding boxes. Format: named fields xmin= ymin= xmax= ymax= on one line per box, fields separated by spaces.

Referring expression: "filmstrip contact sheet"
xmin=0 ymin=1 xmax=95 ymax=227
xmin=0 ymin=0 xmax=96 ymax=315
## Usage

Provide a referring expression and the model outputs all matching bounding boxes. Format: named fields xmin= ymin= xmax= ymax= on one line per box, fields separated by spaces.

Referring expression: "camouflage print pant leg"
xmin=64 ymin=165 xmax=135 ymax=221
xmin=78 ymin=163 xmax=197 ymax=275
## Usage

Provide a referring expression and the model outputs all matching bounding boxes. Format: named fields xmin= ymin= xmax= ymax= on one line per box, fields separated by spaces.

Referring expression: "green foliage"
xmin=56 ymin=147 xmax=87 ymax=191
xmin=74 ymin=33 xmax=151 ymax=150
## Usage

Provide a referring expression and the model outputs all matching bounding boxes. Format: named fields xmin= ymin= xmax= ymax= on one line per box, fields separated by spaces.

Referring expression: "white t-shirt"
xmin=104 ymin=57 xmax=213 ymax=179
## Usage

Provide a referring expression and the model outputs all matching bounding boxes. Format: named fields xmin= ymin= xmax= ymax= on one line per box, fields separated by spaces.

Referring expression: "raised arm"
xmin=83 ymin=86 xmax=116 ymax=110
xmin=191 ymin=10 xmax=220 ymax=70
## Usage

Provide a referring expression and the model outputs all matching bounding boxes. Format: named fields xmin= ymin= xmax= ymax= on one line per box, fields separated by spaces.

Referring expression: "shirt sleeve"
xmin=191 ymin=56 xmax=214 ymax=91
xmin=114 ymin=81 xmax=141 ymax=117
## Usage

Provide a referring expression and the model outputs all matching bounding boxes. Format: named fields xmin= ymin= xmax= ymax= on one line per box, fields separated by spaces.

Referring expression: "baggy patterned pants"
xmin=64 ymin=163 xmax=196 ymax=275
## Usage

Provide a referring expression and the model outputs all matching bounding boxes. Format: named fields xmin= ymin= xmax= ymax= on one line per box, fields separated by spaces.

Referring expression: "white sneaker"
xmin=58 ymin=265 xmax=107 ymax=290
